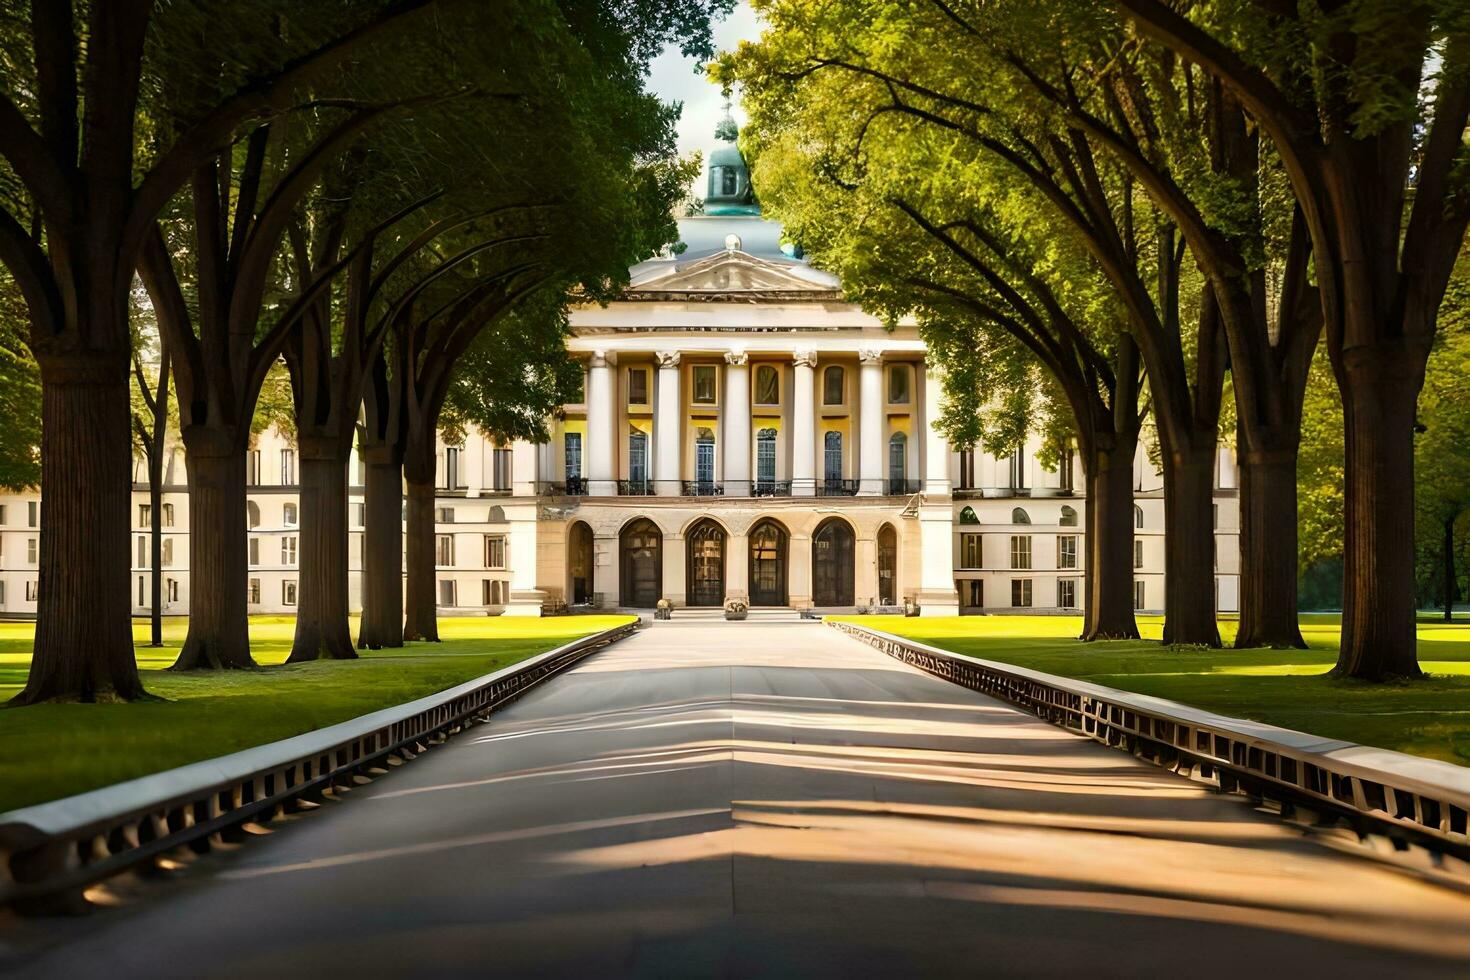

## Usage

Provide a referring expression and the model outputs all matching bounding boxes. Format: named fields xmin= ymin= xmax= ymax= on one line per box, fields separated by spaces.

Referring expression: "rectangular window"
xmin=1134 ymin=539 xmax=1144 ymax=569
xmin=1009 ymin=535 xmax=1032 ymax=570
xmin=137 ymin=536 xmax=148 ymax=569
xmin=1213 ymin=504 xmax=1219 ymax=529
xmin=756 ymin=430 xmax=776 ymax=483
xmin=139 ymin=503 xmax=152 ymax=528
xmin=887 ymin=364 xmax=909 ymax=403
xmin=283 ymin=580 xmax=297 ymax=606
xmin=443 ymin=447 xmax=463 ymax=490
xmin=247 ymin=450 xmax=261 ymax=486
xmin=483 ymin=579 xmax=498 ymax=606
xmin=162 ymin=538 xmax=173 ymax=567
xmin=162 ymin=503 xmax=174 ymax=527
xmin=26 ymin=580 xmax=39 ymax=602
xmin=1059 ymin=453 xmax=1074 ymax=492
xmin=1134 ymin=580 xmax=1146 ymax=610
xmin=564 ymin=432 xmax=582 ymax=479
xmin=27 ymin=538 xmax=37 ymax=564
xmin=353 ymin=502 xmax=366 ymax=527
xmin=692 ymin=365 xmax=717 ymax=404
xmin=493 ymin=448 xmax=512 ymax=490
xmin=755 ymin=365 xmax=780 ymax=405
xmin=959 ymin=450 xmax=975 ymax=490
xmin=960 ymin=533 xmax=982 ymax=570
xmin=249 ymin=537 xmax=260 ymax=566
xmin=280 ymin=449 xmax=296 ymax=485
xmin=485 ymin=534 xmax=507 ymax=569
xmin=0 ymin=503 xmax=7 ymax=525
xmin=439 ymin=579 xmax=456 ymax=607
xmin=696 ymin=438 xmax=715 ymax=484
xmin=1057 ymin=578 xmax=1077 ymax=608
xmin=964 ymin=579 xmax=983 ymax=608
xmin=1012 ymin=578 xmax=1033 ymax=607
xmin=1008 ymin=449 xmax=1026 ymax=490
xmin=248 ymin=578 xmax=261 ymax=604
xmin=435 ymin=507 xmax=456 ymax=524
xmin=628 ymin=367 xmax=649 ymax=406
xmin=28 ymin=500 xmax=38 ymax=527
xmin=166 ymin=578 xmax=178 ymax=603
xmin=629 ymin=431 xmax=648 ymax=484
xmin=281 ymin=536 xmax=297 ymax=565
xmin=137 ymin=576 xmax=144 ymax=607
xmin=436 ymin=534 xmax=454 ymax=567
xmin=1058 ymin=535 xmax=1078 ymax=570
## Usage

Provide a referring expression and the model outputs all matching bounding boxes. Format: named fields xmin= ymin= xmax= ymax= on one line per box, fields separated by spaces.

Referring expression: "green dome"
xmin=706 ymin=143 xmax=758 ymax=216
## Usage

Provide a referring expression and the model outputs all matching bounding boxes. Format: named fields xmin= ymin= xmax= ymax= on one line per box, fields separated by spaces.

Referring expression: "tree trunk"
xmin=1235 ymin=448 xmax=1307 ymax=649
xmin=402 ymin=437 xmax=439 ymax=642
xmin=173 ymin=441 xmax=257 ymax=669
xmin=1084 ymin=446 xmax=1140 ymax=640
xmin=287 ymin=441 xmax=357 ymax=662
xmin=148 ymin=450 xmax=164 ymax=647
xmin=1444 ymin=515 xmax=1456 ymax=624
xmin=1081 ymin=478 xmax=1096 ymax=639
xmin=13 ymin=355 xmax=146 ymax=704
xmin=358 ymin=450 xmax=405 ymax=649
xmin=1160 ymin=445 xmax=1221 ymax=647
xmin=1335 ymin=352 xmax=1424 ymax=679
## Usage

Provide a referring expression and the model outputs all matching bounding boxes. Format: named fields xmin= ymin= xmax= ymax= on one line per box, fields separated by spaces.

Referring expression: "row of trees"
xmin=0 ymin=0 xmax=732 ymax=704
xmin=722 ymin=0 xmax=1469 ymax=678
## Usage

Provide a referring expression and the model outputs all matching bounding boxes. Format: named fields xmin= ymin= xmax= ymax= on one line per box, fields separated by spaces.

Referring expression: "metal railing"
xmin=538 ymin=478 xmax=587 ymax=496
xmin=0 ymin=620 xmax=638 ymax=914
xmin=617 ymin=480 xmax=654 ymax=496
xmin=885 ymin=479 xmax=922 ymax=495
xmin=829 ymin=620 xmax=1470 ymax=866
xmin=816 ymin=479 xmax=859 ymax=497
xmin=681 ymin=481 xmax=724 ymax=497
xmin=751 ymin=480 xmax=792 ymax=497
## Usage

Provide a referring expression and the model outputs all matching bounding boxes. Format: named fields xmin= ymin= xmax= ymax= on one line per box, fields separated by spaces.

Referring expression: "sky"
xmin=644 ymin=1 xmax=763 ymax=194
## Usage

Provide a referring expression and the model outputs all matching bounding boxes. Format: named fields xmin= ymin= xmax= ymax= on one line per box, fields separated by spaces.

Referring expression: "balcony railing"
xmin=816 ymin=479 xmax=859 ymax=497
xmin=617 ymin=480 xmax=654 ymax=496
xmin=751 ymin=480 xmax=792 ymax=497
xmin=886 ymin=479 xmax=922 ymax=496
xmin=539 ymin=478 xmax=587 ymax=497
xmin=681 ymin=480 xmax=724 ymax=497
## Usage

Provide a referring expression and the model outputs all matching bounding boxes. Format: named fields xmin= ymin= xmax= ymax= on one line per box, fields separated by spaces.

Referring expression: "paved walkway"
xmin=6 ymin=623 xmax=1470 ymax=978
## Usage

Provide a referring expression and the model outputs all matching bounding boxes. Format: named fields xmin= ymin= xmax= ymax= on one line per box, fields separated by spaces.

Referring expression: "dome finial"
xmin=715 ymin=86 xmax=738 ymax=142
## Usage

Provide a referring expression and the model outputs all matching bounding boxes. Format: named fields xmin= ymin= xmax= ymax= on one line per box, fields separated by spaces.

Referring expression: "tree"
xmin=1113 ymin=0 xmax=1470 ymax=676
xmin=0 ymin=287 xmax=41 ymax=492
xmin=1 ymin=0 xmax=442 ymax=702
xmin=128 ymin=295 xmax=173 ymax=649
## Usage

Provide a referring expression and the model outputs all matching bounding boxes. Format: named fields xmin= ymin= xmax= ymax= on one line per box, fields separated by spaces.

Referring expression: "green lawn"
xmin=0 ymin=615 xmax=633 ymax=811
xmin=833 ymin=614 xmax=1470 ymax=768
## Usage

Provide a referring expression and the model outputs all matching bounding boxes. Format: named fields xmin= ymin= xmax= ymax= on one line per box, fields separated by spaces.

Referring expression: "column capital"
xmin=589 ymin=349 xmax=616 ymax=369
xmin=792 ymin=348 xmax=818 ymax=369
xmin=858 ymin=347 xmax=885 ymax=365
xmin=723 ymin=349 xmax=749 ymax=367
xmin=656 ymin=350 xmax=681 ymax=368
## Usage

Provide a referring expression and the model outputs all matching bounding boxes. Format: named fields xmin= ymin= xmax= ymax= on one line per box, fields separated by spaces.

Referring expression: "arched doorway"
xmin=686 ymin=519 xmax=726 ymax=607
xmin=619 ymin=519 xmax=662 ymax=608
xmin=812 ymin=517 xmax=855 ymax=606
xmin=567 ymin=521 xmax=593 ymax=605
xmin=877 ymin=523 xmax=897 ymax=605
xmin=748 ymin=518 xmax=788 ymax=606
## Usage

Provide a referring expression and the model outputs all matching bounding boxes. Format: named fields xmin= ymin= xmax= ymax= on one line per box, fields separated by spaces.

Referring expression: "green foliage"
xmin=0 ymin=321 xmax=40 ymax=491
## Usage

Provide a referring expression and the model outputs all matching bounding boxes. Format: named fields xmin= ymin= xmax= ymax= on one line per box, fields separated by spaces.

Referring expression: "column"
xmin=789 ymin=532 xmax=813 ymax=608
xmin=726 ymin=530 xmax=748 ymax=605
xmin=662 ymin=532 xmax=685 ymax=607
xmin=858 ymin=347 xmax=884 ymax=495
xmin=723 ymin=350 xmax=750 ymax=496
xmin=586 ymin=350 xmax=616 ymax=496
xmin=592 ymin=532 xmax=619 ymax=609
xmin=923 ymin=361 xmax=952 ymax=494
xmin=655 ymin=350 xmax=682 ymax=495
xmin=917 ymin=363 xmax=959 ymax=615
xmin=503 ymin=504 xmax=544 ymax=616
xmin=791 ymin=350 xmax=817 ymax=496
xmin=511 ymin=439 xmax=538 ymax=498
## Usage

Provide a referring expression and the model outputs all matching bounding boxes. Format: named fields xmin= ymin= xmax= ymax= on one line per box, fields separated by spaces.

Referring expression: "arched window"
xmin=283 ymin=501 xmax=298 ymax=526
xmin=1011 ymin=507 xmax=1031 ymax=525
xmin=628 ymin=426 xmax=648 ymax=485
xmin=823 ymin=430 xmax=843 ymax=483
xmin=246 ymin=500 xmax=261 ymax=529
xmin=755 ymin=365 xmax=779 ymax=405
xmin=1134 ymin=504 xmax=1144 ymax=529
xmin=888 ymin=432 xmax=907 ymax=485
xmin=877 ymin=523 xmax=898 ymax=605
xmin=958 ymin=506 xmax=979 ymax=525
xmin=756 ymin=428 xmax=777 ymax=485
xmin=695 ymin=427 xmax=716 ymax=485
xmin=487 ymin=505 xmax=505 ymax=523
xmin=1059 ymin=505 xmax=1078 ymax=527
xmin=823 ymin=365 xmax=845 ymax=405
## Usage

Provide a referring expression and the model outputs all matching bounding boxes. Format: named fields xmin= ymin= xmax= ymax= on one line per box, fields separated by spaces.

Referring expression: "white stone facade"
xmin=0 ymin=216 xmax=1240 ymax=619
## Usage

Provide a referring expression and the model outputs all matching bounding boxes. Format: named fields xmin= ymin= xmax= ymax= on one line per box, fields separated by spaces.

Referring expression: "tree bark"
xmin=402 ymin=436 xmax=439 ymax=642
xmin=286 ymin=441 xmax=357 ymax=662
xmin=1334 ymin=351 xmax=1425 ymax=679
xmin=1160 ymin=444 xmax=1221 ymax=647
xmin=1084 ymin=443 xmax=1140 ymax=640
xmin=1444 ymin=515 xmax=1457 ymax=624
xmin=172 ymin=440 xmax=257 ymax=669
xmin=1235 ymin=448 xmax=1307 ymax=648
xmin=12 ymin=354 xmax=146 ymax=704
xmin=358 ymin=449 xmax=405 ymax=649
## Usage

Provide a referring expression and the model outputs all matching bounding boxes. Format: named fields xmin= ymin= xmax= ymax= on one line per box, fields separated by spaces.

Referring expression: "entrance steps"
xmin=640 ymin=606 xmax=814 ymax=624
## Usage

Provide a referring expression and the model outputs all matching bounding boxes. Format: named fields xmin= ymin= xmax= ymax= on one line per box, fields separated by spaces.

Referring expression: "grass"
xmin=831 ymin=613 xmax=1470 ymax=768
xmin=0 ymin=614 xmax=633 ymax=811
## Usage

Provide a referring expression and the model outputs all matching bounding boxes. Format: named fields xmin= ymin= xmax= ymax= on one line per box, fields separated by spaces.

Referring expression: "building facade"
xmin=0 ymin=149 xmax=1242 ymax=620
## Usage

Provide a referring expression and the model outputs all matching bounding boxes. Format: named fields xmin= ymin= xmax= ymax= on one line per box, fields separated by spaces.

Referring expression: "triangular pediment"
xmin=627 ymin=249 xmax=840 ymax=297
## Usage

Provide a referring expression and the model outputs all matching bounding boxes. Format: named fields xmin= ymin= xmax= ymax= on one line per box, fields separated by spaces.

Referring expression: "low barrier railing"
xmin=0 ymin=619 xmax=638 ymax=914
xmin=829 ymin=620 xmax=1470 ymax=864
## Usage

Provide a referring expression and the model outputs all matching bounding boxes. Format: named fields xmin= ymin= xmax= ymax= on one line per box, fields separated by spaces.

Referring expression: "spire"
xmin=714 ymin=92 xmax=738 ymax=143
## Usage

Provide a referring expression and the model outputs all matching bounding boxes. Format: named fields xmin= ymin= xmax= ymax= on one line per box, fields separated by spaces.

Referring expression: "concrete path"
xmin=6 ymin=622 xmax=1470 ymax=978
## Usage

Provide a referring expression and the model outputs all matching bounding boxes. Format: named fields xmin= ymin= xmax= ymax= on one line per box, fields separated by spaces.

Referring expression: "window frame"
xmin=886 ymin=363 xmax=910 ymax=404
xmin=1058 ymin=534 xmax=1078 ymax=570
xmin=1011 ymin=578 xmax=1033 ymax=608
xmin=691 ymin=364 xmax=718 ymax=405
xmin=1009 ymin=534 xmax=1032 ymax=570
xmin=754 ymin=364 xmax=780 ymax=406
xmin=627 ymin=366 xmax=650 ymax=407
xmin=822 ymin=365 xmax=845 ymax=406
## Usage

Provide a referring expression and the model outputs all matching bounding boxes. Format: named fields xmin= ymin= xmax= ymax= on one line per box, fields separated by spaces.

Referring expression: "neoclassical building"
xmin=0 ymin=141 xmax=1242 ymax=621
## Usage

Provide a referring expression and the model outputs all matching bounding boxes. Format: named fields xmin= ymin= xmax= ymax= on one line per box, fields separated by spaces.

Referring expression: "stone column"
xmin=726 ymin=530 xmax=749 ymax=605
xmin=662 ymin=531 xmax=685 ymax=607
xmin=592 ymin=531 xmax=619 ymax=609
xmin=503 ymin=503 xmax=544 ymax=617
xmin=587 ymin=350 xmax=617 ymax=496
xmin=789 ymin=532 xmax=813 ymax=608
xmin=511 ymin=439 xmax=538 ymax=498
xmin=655 ymin=350 xmax=682 ymax=495
xmin=923 ymin=361 xmax=952 ymax=495
xmin=858 ymin=348 xmax=885 ymax=495
xmin=791 ymin=350 xmax=817 ymax=496
xmin=723 ymin=350 xmax=750 ymax=496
